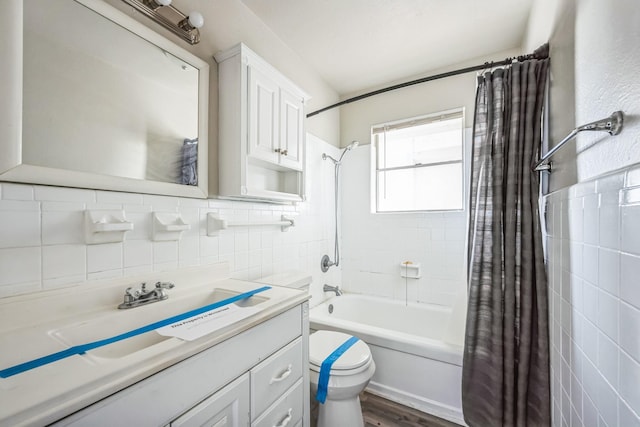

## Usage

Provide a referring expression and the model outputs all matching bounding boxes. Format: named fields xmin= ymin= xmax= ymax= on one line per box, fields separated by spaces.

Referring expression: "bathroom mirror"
xmin=0 ymin=0 xmax=209 ymax=198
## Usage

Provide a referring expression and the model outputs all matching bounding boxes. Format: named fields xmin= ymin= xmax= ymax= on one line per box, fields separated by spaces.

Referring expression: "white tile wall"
xmin=0 ymin=135 xmax=340 ymax=305
xmin=339 ymin=143 xmax=468 ymax=308
xmin=545 ymin=164 xmax=640 ymax=427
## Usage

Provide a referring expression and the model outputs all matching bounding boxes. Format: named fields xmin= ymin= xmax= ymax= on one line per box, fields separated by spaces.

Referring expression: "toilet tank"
xmin=257 ymin=271 xmax=312 ymax=292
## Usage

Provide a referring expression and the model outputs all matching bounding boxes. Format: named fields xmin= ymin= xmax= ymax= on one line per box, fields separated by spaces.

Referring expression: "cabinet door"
xmin=171 ymin=373 xmax=250 ymax=427
xmin=278 ymin=87 xmax=304 ymax=171
xmin=248 ymin=65 xmax=279 ymax=164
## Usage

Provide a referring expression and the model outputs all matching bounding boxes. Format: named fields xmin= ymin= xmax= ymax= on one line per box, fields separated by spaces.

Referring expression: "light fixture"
xmin=121 ymin=0 xmax=204 ymax=45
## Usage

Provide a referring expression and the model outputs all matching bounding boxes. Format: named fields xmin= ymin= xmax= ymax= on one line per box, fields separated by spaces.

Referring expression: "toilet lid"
xmin=309 ymin=331 xmax=371 ymax=371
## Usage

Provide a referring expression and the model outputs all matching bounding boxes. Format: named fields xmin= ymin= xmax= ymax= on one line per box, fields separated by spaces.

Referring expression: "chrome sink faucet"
xmin=323 ymin=284 xmax=343 ymax=296
xmin=117 ymin=282 xmax=175 ymax=309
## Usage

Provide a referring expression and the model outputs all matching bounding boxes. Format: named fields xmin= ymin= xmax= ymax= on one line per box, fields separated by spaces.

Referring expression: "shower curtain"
xmin=462 ymin=53 xmax=550 ymax=426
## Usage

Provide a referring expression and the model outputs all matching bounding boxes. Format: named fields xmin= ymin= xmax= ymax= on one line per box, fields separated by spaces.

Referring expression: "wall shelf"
xmin=84 ymin=210 xmax=133 ymax=244
xmin=153 ymin=212 xmax=190 ymax=241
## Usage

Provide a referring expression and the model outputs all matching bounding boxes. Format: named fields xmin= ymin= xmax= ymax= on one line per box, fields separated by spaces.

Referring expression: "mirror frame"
xmin=0 ymin=0 xmax=209 ymax=198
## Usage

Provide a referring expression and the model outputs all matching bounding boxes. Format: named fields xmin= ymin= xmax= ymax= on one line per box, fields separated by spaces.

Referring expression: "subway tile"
xmin=42 ymin=244 xmax=86 ymax=282
xmin=621 ymin=254 xmax=640 ymax=309
xmin=200 ymin=235 xmax=219 ymax=259
xmin=179 ymin=207 xmax=200 ymax=238
xmin=0 ymin=246 xmax=41 ymax=288
xmin=0 ymin=202 xmax=40 ymax=248
xmin=123 ymin=240 xmax=152 ymax=268
xmin=620 ymin=302 xmax=640 ymax=363
xmin=178 ymin=236 xmax=199 ymax=267
xmin=583 ymin=392 xmax=598 ymax=427
xmin=583 ymin=193 xmax=599 ymax=245
xmin=582 ymin=316 xmax=598 ymax=364
xmin=582 ymin=244 xmax=598 ymax=285
xmin=567 ymin=197 xmax=584 ymax=242
xmin=234 ymin=231 xmax=249 ymax=252
xmin=218 ymin=232 xmax=235 ymax=255
xmin=596 ymin=372 xmax=618 ymax=427
xmin=120 ymin=208 xmax=149 ymax=241
xmin=87 ymin=243 xmax=122 ymax=273
xmin=597 ymin=332 xmax=618 ymax=388
xmin=570 ymin=371 xmax=583 ymax=422
xmin=583 ymin=281 xmax=598 ymax=325
xmin=619 ymin=400 xmax=640 ymax=427
xmin=627 ymin=165 xmax=640 ymax=188
xmin=598 ymin=192 xmax=620 ymax=250
xmin=598 ymin=248 xmax=620 ymax=296
xmin=597 ymin=289 xmax=618 ymax=341
xmin=570 ymin=275 xmax=583 ymax=312
xmin=621 ymin=204 xmax=640 ymax=255
xmin=620 ymin=351 xmax=640 ymax=416
xmin=596 ymin=171 xmax=624 ymax=192
xmin=42 ymin=207 xmax=84 ymax=245
xmin=153 ymin=241 xmax=178 ymax=265
xmin=1 ymin=183 xmax=34 ymax=200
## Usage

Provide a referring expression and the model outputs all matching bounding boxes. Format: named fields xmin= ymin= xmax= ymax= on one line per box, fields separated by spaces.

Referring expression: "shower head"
xmin=337 ymin=140 xmax=359 ymax=163
xmin=322 ymin=140 xmax=360 ymax=165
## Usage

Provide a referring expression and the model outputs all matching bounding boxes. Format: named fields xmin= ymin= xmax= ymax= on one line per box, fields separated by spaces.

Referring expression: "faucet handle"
xmin=155 ymin=281 xmax=175 ymax=290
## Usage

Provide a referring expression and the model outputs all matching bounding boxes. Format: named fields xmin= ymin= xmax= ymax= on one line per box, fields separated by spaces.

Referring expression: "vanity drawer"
xmin=251 ymin=378 xmax=303 ymax=427
xmin=251 ymin=337 xmax=303 ymax=418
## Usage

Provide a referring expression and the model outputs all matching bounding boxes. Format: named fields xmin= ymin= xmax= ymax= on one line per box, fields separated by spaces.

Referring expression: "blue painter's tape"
xmin=315 ymin=335 xmax=360 ymax=404
xmin=0 ymin=286 xmax=272 ymax=379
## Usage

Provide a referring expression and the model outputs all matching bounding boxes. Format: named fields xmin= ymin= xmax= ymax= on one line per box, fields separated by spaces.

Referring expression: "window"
xmin=372 ymin=109 xmax=464 ymax=212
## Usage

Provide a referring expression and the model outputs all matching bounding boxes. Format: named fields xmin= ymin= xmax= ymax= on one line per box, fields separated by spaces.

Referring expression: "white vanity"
xmin=0 ymin=264 xmax=310 ymax=427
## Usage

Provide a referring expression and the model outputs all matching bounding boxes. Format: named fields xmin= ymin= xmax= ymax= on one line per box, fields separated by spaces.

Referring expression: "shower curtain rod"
xmin=306 ymin=44 xmax=549 ymax=118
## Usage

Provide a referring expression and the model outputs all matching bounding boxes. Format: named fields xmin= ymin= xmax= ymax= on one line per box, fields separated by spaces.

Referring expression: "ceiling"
xmin=240 ymin=0 xmax=534 ymax=95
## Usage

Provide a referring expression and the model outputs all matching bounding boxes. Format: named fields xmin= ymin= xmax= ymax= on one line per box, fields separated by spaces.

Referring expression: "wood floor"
xmin=310 ymin=391 xmax=462 ymax=427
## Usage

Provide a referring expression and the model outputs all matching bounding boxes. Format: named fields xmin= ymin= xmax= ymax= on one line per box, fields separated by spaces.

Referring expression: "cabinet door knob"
xmin=274 ymin=148 xmax=281 ymax=153
xmin=282 ymin=149 xmax=288 ymax=156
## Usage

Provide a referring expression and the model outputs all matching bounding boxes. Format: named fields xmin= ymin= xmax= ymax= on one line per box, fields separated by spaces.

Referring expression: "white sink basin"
xmin=50 ymin=288 xmax=269 ymax=359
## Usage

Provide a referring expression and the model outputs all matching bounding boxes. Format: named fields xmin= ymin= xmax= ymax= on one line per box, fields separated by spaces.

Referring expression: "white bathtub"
xmin=309 ymin=293 xmax=466 ymax=425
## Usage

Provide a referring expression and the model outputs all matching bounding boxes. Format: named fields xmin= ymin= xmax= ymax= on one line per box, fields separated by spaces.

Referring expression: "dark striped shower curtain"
xmin=462 ymin=55 xmax=551 ymax=426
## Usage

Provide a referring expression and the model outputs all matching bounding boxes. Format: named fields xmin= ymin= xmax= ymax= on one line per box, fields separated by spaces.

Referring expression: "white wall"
xmin=0 ymin=135 xmax=341 ymax=307
xmin=527 ymin=0 xmax=640 ymax=426
xmin=339 ymin=142 xmax=469 ymax=308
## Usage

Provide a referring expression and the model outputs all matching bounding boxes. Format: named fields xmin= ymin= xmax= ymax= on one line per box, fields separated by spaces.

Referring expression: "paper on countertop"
xmin=156 ymin=303 xmax=262 ymax=341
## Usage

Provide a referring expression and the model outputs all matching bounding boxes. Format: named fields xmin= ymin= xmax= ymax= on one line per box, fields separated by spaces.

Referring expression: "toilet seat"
xmin=309 ymin=331 xmax=372 ymax=375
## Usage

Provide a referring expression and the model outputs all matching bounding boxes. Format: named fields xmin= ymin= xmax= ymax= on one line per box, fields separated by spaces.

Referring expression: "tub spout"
xmin=323 ymin=284 xmax=343 ymax=296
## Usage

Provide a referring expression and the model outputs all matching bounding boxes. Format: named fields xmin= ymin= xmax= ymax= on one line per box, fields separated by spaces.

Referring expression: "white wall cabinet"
xmin=216 ymin=43 xmax=309 ymax=202
xmin=53 ymin=304 xmax=310 ymax=427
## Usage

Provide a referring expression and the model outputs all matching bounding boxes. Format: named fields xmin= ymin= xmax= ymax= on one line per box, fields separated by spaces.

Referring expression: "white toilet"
xmin=309 ymin=330 xmax=376 ymax=427
xmin=259 ymin=272 xmax=376 ymax=427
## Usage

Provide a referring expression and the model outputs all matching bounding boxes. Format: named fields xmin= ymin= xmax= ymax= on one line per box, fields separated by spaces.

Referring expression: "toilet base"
xmin=317 ymin=395 xmax=364 ymax=427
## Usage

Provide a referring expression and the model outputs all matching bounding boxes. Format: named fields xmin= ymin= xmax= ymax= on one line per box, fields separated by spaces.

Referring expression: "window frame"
xmin=371 ymin=108 xmax=466 ymax=214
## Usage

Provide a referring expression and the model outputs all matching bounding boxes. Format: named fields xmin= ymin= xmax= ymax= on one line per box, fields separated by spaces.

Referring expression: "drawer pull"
xmin=269 ymin=364 xmax=293 ymax=384
xmin=273 ymin=408 xmax=293 ymax=427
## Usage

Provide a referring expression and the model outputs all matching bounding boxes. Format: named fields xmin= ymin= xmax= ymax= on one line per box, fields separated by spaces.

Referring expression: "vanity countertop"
xmin=0 ymin=263 xmax=308 ymax=427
